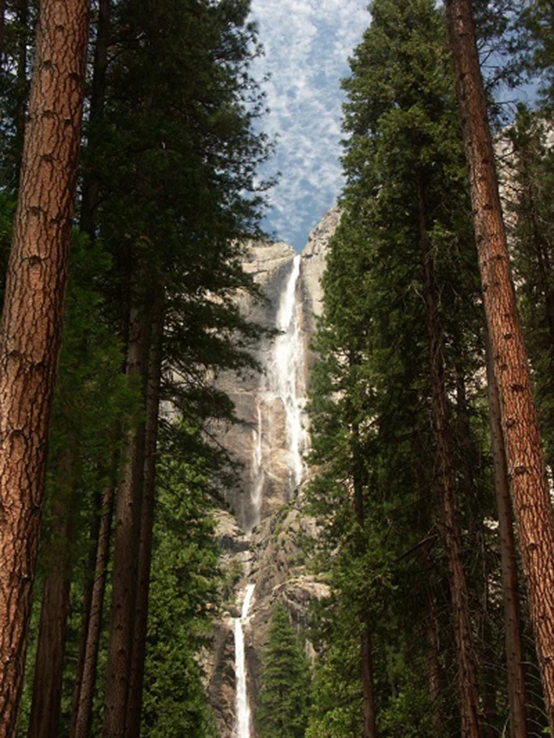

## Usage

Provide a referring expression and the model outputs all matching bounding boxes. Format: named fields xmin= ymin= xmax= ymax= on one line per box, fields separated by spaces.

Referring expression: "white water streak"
xmin=272 ymin=254 xmax=308 ymax=488
xmin=250 ymin=402 xmax=265 ymax=524
xmin=235 ymin=584 xmax=256 ymax=738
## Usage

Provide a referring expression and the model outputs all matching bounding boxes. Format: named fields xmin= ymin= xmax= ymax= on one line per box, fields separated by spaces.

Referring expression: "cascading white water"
xmin=233 ymin=253 xmax=308 ymax=737
xmin=271 ymin=254 xmax=308 ymax=489
xmin=235 ymin=584 xmax=256 ymax=738
xmin=250 ymin=401 xmax=264 ymax=522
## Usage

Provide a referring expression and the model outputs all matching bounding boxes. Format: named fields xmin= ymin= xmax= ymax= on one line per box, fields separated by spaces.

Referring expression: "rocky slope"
xmin=206 ymin=208 xmax=339 ymax=736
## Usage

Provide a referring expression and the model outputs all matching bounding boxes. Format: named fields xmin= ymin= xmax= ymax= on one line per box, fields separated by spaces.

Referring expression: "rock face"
xmin=207 ymin=208 xmax=339 ymax=736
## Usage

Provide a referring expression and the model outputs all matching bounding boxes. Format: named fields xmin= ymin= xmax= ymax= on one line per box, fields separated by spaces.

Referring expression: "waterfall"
xmin=250 ymin=401 xmax=264 ymax=524
xmin=235 ymin=584 xmax=256 ymax=738
xmin=271 ymin=254 xmax=308 ymax=489
xmin=233 ymin=252 xmax=308 ymax=737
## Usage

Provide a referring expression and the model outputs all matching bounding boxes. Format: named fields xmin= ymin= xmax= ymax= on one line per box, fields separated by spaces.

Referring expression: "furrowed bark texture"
xmin=485 ymin=330 xmax=528 ymax=738
xmin=418 ymin=176 xmax=481 ymax=738
xmin=0 ymin=0 xmax=90 ymax=732
xmin=28 ymin=446 xmax=78 ymax=738
xmin=445 ymin=0 xmax=554 ymax=729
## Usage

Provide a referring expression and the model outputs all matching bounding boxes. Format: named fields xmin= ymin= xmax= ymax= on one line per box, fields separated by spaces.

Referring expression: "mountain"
xmin=206 ymin=207 xmax=340 ymax=737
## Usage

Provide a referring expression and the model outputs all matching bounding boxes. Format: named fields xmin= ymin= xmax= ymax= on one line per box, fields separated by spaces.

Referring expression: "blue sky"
xmin=250 ymin=0 xmax=371 ymax=252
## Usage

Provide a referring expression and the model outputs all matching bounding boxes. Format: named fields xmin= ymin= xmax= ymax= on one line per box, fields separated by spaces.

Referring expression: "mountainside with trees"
xmin=1 ymin=0 xmax=554 ymax=737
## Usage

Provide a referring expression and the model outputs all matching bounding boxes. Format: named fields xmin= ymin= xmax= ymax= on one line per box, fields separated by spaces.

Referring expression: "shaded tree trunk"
xmin=0 ymin=0 xmax=90 ymax=731
xmin=102 ymin=298 xmax=149 ymax=738
xmin=70 ymin=467 xmax=117 ymax=738
xmin=125 ymin=293 xmax=164 ymax=738
xmin=485 ymin=328 xmax=529 ymax=738
xmin=417 ymin=175 xmax=482 ymax=738
xmin=445 ymin=0 xmax=554 ymax=729
xmin=360 ymin=627 xmax=377 ymax=738
xmin=27 ymin=445 xmax=78 ymax=738
xmin=361 ymin=627 xmax=377 ymax=738
xmin=426 ymin=598 xmax=442 ymax=734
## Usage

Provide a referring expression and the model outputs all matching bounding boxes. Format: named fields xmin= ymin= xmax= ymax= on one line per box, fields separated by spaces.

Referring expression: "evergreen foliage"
xmin=257 ymin=602 xmax=312 ymax=738
xmin=141 ymin=423 xmax=221 ymax=738
xmin=305 ymin=0 xmax=539 ymax=734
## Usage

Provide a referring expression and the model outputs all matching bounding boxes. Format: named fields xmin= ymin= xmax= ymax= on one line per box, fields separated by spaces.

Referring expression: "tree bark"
xmin=0 ymin=0 xmax=90 ymax=732
xmin=417 ymin=175 xmax=482 ymax=738
xmin=27 ymin=445 xmax=78 ymax=738
xmin=70 ymin=469 xmax=117 ymax=738
xmin=484 ymin=328 xmax=529 ymax=738
xmin=14 ymin=0 xmax=28 ymax=160
xmin=361 ymin=626 xmax=377 ymax=738
xmin=426 ymin=599 xmax=442 ymax=734
xmin=102 ymin=299 xmax=148 ymax=738
xmin=445 ymin=0 xmax=554 ymax=730
xmin=125 ymin=293 xmax=164 ymax=738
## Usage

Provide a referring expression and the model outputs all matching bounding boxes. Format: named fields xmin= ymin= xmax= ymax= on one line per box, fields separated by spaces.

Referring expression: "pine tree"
xmin=445 ymin=0 xmax=554 ymax=729
xmin=0 ymin=0 xmax=90 ymax=731
xmin=257 ymin=602 xmax=311 ymax=738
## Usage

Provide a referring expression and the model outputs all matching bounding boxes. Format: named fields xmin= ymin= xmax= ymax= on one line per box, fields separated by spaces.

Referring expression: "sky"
xmin=249 ymin=0 xmax=371 ymax=252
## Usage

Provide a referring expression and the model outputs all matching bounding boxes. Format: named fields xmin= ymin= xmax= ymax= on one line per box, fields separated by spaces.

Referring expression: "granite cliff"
xmin=206 ymin=208 xmax=340 ymax=736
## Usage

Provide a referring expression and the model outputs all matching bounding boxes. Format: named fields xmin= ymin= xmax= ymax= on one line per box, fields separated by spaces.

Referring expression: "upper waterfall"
xmin=271 ymin=254 xmax=308 ymax=490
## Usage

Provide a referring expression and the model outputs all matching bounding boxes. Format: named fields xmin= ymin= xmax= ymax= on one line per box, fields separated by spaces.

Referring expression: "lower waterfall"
xmin=235 ymin=584 xmax=256 ymax=738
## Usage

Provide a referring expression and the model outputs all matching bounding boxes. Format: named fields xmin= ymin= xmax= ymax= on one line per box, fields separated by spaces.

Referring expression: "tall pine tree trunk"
xmin=70 ymin=468 xmax=117 ymax=738
xmin=426 ymin=598 xmax=443 ymax=733
xmin=102 ymin=298 xmax=148 ymax=738
xmin=125 ymin=293 xmax=164 ymax=738
xmin=484 ymin=328 xmax=528 ymax=738
xmin=27 ymin=445 xmax=78 ymax=738
xmin=13 ymin=0 xmax=28 ymax=176
xmin=0 ymin=0 xmax=90 ymax=731
xmin=445 ymin=1 xmax=554 ymax=729
xmin=417 ymin=176 xmax=482 ymax=738
xmin=361 ymin=627 xmax=377 ymax=738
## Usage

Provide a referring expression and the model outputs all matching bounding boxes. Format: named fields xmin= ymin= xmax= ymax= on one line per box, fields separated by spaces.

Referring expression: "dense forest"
xmin=1 ymin=0 xmax=554 ymax=737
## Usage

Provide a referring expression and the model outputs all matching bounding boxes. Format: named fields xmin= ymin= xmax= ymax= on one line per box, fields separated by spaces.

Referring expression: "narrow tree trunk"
xmin=361 ymin=627 xmax=377 ymax=738
xmin=14 ymin=0 xmax=28 ymax=163
xmin=485 ymin=328 xmax=529 ymax=738
xmin=79 ymin=0 xmax=110 ymax=237
xmin=125 ymin=293 xmax=164 ymax=738
xmin=0 ymin=0 xmax=90 ymax=731
xmin=27 ymin=445 xmax=78 ymax=738
xmin=102 ymin=300 xmax=149 ymax=738
xmin=445 ymin=1 xmax=554 ymax=729
xmin=417 ymin=176 xmax=482 ymax=738
xmin=426 ymin=599 xmax=442 ymax=733
xmin=70 ymin=470 xmax=117 ymax=738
